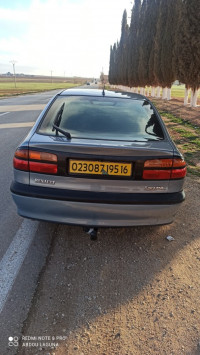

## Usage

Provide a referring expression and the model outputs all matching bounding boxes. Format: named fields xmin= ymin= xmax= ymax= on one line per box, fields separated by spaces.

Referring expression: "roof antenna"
xmin=102 ymin=84 xmax=105 ymax=96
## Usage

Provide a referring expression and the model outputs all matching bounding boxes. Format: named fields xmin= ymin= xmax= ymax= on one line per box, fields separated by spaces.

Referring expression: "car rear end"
xmin=11 ymin=89 xmax=186 ymax=227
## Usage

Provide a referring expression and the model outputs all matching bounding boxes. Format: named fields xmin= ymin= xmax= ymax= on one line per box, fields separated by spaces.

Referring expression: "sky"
xmin=0 ymin=0 xmax=131 ymax=78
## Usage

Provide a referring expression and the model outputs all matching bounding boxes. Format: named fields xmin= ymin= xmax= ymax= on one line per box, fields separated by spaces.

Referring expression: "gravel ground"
xmin=16 ymin=176 xmax=200 ymax=355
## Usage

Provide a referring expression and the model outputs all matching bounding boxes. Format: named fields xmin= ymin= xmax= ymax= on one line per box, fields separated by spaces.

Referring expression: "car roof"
xmin=60 ymin=88 xmax=145 ymax=100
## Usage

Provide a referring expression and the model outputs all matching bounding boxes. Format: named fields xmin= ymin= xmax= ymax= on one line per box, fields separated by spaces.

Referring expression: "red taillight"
xmin=13 ymin=149 xmax=58 ymax=174
xmin=143 ymin=169 xmax=171 ymax=180
xmin=29 ymin=161 xmax=57 ymax=174
xmin=13 ymin=157 xmax=29 ymax=171
xmin=171 ymin=167 xmax=187 ymax=179
xmin=143 ymin=158 xmax=186 ymax=180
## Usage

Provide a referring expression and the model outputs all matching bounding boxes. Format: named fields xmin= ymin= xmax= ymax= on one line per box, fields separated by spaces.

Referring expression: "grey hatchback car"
xmin=11 ymin=89 xmax=186 ymax=227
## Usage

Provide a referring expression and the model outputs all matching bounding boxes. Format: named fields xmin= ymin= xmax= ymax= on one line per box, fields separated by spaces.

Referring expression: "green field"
xmin=171 ymin=85 xmax=186 ymax=97
xmin=170 ymin=85 xmax=200 ymax=98
xmin=141 ymin=85 xmax=195 ymax=98
xmin=0 ymin=81 xmax=81 ymax=97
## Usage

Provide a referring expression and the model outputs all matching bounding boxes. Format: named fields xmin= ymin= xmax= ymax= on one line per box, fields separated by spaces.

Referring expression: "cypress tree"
xmin=147 ymin=0 xmax=161 ymax=87
xmin=108 ymin=45 xmax=114 ymax=84
xmin=118 ymin=10 xmax=129 ymax=86
xmin=137 ymin=0 xmax=148 ymax=88
xmin=171 ymin=0 xmax=182 ymax=80
xmin=160 ymin=0 xmax=178 ymax=99
xmin=109 ymin=44 xmax=116 ymax=85
xmin=153 ymin=0 xmax=168 ymax=97
xmin=153 ymin=0 xmax=167 ymax=87
xmin=175 ymin=0 xmax=200 ymax=106
xmin=128 ymin=0 xmax=141 ymax=87
xmin=137 ymin=0 xmax=161 ymax=93
xmin=112 ymin=42 xmax=119 ymax=85
xmin=115 ymin=41 xmax=120 ymax=85
xmin=111 ymin=43 xmax=117 ymax=85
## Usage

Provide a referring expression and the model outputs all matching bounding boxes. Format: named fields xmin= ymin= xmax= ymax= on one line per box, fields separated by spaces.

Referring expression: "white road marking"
xmin=0 ymin=122 xmax=35 ymax=129
xmin=0 ymin=112 xmax=9 ymax=116
xmin=0 ymin=219 xmax=39 ymax=314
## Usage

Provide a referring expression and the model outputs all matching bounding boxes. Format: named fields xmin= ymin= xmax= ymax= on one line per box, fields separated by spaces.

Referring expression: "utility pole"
xmin=10 ymin=60 xmax=17 ymax=88
xmin=51 ymin=70 xmax=53 ymax=84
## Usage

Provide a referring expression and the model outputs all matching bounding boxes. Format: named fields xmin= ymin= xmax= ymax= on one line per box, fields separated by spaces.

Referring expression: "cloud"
xmin=0 ymin=7 xmax=28 ymax=22
xmin=0 ymin=0 xmax=131 ymax=76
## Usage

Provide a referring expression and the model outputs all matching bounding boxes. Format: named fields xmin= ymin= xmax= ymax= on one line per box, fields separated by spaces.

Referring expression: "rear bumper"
xmin=11 ymin=181 xmax=185 ymax=227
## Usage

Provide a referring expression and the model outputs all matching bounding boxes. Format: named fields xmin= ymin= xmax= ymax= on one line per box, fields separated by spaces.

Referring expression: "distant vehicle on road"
xmin=86 ymin=82 xmax=90 ymax=85
xmin=11 ymin=88 xmax=186 ymax=228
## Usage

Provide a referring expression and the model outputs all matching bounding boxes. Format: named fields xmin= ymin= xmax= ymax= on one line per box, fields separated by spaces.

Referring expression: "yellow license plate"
xmin=69 ymin=160 xmax=132 ymax=176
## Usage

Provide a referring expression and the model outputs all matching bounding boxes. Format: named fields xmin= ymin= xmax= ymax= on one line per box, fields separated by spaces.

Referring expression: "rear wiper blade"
xmin=52 ymin=103 xmax=65 ymax=129
xmin=52 ymin=124 xmax=71 ymax=139
xmin=52 ymin=103 xmax=71 ymax=139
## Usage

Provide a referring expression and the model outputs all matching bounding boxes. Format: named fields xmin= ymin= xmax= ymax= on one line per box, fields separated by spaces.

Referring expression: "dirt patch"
xmin=153 ymin=98 xmax=200 ymax=127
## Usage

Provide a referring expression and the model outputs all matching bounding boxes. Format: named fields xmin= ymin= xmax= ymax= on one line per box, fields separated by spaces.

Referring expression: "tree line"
xmin=109 ymin=0 xmax=200 ymax=107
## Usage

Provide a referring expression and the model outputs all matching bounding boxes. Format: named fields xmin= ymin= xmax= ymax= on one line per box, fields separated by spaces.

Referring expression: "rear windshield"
xmin=38 ymin=96 xmax=164 ymax=141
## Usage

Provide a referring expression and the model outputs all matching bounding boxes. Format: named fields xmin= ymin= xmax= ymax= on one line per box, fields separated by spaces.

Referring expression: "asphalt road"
xmin=0 ymin=90 xmax=58 ymax=258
